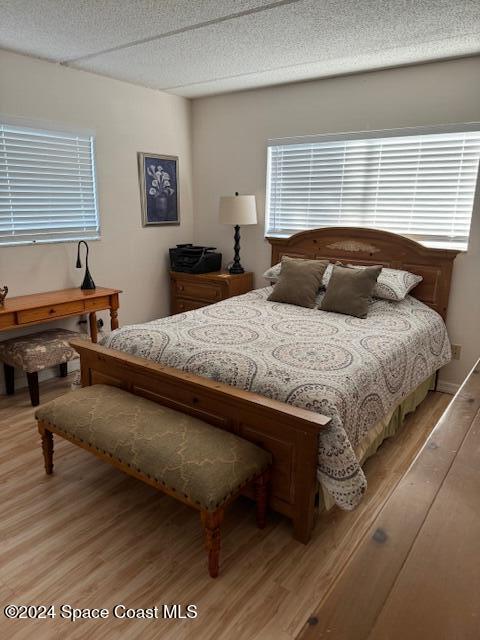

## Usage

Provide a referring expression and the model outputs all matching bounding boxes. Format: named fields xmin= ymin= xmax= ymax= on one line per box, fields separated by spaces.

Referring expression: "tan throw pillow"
xmin=267 ymin=256 xmax=329 ymax=308
xmin=321 ymin=264 xmax=382 ymax=318
xmin=322 ymin=263 xmax=422 ymax=301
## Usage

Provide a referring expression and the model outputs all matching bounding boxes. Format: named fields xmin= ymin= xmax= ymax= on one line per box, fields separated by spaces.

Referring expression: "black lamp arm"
xmin=76 ymin=240 xmax=89 ymax=268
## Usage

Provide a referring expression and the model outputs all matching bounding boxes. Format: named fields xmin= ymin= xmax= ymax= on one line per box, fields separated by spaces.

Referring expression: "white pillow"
xmin=374 ymin=268 xmax=423 ymax=301
xmin=265 ymin=261 xmax=422 ymax=301
xmin=263 ymin=262 xmax=282 ymax=282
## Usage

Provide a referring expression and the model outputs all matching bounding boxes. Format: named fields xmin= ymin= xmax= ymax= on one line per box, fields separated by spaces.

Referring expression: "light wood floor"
xmin=0 ymin=376 xmax=450 ymax=640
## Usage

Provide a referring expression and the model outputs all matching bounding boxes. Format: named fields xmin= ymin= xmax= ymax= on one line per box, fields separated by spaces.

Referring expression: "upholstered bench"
xmin=35 ymin=384 xmax=271 ymax=578
xmin=0 ymin=328 xmax=86 ymax=407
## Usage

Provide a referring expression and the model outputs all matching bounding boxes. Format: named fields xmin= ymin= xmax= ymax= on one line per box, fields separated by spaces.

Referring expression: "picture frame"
xmin=137 ymin=152 xmax=180 ymax=226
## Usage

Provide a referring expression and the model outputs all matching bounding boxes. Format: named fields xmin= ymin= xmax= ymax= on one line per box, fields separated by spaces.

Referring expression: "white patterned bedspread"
xmin=102 ymin=287 xmax=451 ymax=510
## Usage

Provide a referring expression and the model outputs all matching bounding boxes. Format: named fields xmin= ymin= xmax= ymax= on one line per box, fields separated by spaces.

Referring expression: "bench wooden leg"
xmin=59 ymin=362 xmax=68 ymax=378
xmin=254 ymin=471 xmax=269 ymax=529
xmin=4 ymin=364 xmax=15 ymax=396
xmin=27 ymin=372 xmax=40 ymax=407
xmin=201 ymin=509 xmax=224 ymax=578
xmin=39 ymin=425 xmax=54 ymax=475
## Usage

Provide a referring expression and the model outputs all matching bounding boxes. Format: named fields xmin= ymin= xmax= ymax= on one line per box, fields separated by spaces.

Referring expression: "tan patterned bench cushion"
xmin=0 ymin=329 xmax=87 ymax=373
xmin=35 ymin=384 xmax=271 ymax=511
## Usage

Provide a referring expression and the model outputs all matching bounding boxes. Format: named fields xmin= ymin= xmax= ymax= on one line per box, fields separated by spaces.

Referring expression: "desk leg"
xmin=110 ymin=294 xmax=119 ymax=331
xmin=89 ymin=312 xmax=98 ymax=343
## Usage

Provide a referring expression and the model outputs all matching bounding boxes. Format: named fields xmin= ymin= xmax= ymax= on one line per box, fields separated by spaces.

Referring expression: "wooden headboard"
xmin=267 ymin=227 xmax=459 ymax=320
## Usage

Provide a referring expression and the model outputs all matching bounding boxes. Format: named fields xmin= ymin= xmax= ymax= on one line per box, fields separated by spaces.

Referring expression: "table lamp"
xmin=76 ymin=240 xmax=96 ymax=290
xmin=219 ymin=193 xmax=257 ymax=274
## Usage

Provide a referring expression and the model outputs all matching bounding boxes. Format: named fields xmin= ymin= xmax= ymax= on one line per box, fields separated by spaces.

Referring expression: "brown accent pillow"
xmin=267 ymin=256 xmax=329 ymax=308
xmin=320 ymin=264 xmax=382 ymax=318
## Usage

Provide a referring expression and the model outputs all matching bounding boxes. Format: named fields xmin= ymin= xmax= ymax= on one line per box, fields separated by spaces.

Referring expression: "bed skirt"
xmin=320 ymin=373 xmax=436 ymax=511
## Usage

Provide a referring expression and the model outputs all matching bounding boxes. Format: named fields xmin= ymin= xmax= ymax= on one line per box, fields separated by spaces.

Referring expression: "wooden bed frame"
xmin=70 ymin=227 xmax=459 ymax=543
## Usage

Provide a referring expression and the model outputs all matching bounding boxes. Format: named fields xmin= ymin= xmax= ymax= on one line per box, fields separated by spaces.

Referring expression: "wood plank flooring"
xmin=0 ymin=376 xmax=450 ymax=640
xmin=299 ymin=363 xmax=480 ymax=640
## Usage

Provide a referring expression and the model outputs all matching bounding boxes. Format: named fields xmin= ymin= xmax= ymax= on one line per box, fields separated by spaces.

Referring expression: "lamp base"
xmin=229 ymin=224 xmax=246 ymax=275
xmin=228 ymin=263 xmax=245 ymax=275
xmin=80 ymin=267 xmax=96 ymax=290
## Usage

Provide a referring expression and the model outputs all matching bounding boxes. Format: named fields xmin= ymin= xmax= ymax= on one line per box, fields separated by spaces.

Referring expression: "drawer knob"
xmin=49 ymin=308 xmax=55 ymax=314
xmin=178 ymin=285 xmax=184 ymax=291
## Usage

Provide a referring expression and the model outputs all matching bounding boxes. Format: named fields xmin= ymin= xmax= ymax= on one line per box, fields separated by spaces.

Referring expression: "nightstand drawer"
xmin=175 ymin=298 xmax=208 ymax=313
xmin=174 ymin=281 xmax=222 ymax=302
xmin=170 ymin=271 xmax=253 ymax=316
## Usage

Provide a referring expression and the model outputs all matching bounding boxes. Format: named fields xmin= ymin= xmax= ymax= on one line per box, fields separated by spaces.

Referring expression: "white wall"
xmin=0 ymin=49 xmax=193 ymax=390
xmin=1 ymin=52 xmax=478 ymax=393
xmin=192 ymin=56 xmax=480 ymax=390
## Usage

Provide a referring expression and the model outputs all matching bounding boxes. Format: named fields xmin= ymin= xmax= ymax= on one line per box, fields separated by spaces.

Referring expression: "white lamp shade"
xmin=219 ymin=195 xmax=257 ymax=226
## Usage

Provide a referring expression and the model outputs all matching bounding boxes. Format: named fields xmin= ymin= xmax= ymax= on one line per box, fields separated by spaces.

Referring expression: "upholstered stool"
xmin=0 ymin=328 xmax=85 ymax=406
xmin=35 ymin=384 xmax=272 ymax=577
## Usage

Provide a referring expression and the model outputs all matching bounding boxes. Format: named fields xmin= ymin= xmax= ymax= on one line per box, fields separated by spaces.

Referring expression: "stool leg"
xmin=4 ymin=364 xmax=15 ymax=395
xmin=254 ymin=471 xmax=269 ymax=529
xmin=201 ymin=509 xmax=224 ymax=578
xmin=59 ymin=362 xmax=68 ymax=378
xmin=26 ymin=372 xmax=40 ymax=407
xmin=38 ymin=424 xmax=54 ymax=474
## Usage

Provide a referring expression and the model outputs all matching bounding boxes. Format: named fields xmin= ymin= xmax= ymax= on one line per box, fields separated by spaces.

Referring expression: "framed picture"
xmin=138 ymin=152 xmax=179 ymax=226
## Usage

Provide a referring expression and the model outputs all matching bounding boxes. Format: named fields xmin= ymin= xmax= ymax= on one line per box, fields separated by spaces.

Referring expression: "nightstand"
xmin=170 ymin=271 xmax=254 ymax=314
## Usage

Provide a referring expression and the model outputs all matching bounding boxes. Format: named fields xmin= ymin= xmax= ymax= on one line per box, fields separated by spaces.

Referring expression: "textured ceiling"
xmin=0 ymin=0 xmax=479 ymax=98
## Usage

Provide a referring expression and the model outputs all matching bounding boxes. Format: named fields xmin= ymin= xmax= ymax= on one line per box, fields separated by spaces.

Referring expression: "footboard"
xmin=70 ymin=339 xmax=330 ymax=543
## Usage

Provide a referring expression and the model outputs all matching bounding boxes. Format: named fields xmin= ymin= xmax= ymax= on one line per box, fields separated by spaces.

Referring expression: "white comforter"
xmin=102 ymin=287 xmax=451 ymax=510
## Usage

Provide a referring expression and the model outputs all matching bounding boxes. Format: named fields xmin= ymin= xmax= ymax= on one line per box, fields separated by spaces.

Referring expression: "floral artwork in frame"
xmin=138 ymin=152 xmax=179 ymax=226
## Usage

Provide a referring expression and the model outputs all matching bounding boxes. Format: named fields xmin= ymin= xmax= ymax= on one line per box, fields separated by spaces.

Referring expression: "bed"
xmin=71 ymin=227 xmax=459 ymax=542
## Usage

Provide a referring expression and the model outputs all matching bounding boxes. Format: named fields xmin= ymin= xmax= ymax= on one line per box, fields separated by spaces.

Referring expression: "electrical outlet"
xmin=451 ymin=344 xmax=462 ymax=360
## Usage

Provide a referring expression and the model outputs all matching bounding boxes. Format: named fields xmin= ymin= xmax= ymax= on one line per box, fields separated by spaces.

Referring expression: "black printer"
xmin=169 ymin=244 xmax=222 ymax=274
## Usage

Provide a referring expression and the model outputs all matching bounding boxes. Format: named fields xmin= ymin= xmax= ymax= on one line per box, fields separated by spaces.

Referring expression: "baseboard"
xmin=436 ymin=380 xmax=459 ymax=395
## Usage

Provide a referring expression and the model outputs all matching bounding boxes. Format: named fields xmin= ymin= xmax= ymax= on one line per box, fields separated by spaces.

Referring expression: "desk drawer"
xmin=84 ymin=296 xmax=109 ymax=312
xmin=174 ymin=281 xmax=222 ymax=302
xmin=17 ymin=301 xmax=84 ymax=324
xmin=0 ymin=313 xmax=15 ymax=330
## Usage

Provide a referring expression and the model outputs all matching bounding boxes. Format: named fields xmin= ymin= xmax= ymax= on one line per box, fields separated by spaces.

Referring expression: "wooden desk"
xmin=0 ymin=287 xmax=121 ymax=343
xmin=299 ymin=361 xmax=480 ymax=640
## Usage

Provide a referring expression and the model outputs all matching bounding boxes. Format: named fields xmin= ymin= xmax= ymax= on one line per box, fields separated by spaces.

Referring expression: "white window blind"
xmin=266 ymin=126 xmax=480 ymax=250
xmin=0 ymin=122 xmax=100 ymax=246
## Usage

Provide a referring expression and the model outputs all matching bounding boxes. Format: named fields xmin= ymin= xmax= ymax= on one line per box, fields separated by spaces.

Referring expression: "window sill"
xmin=0 ymin=235 xmax=101 ymax=248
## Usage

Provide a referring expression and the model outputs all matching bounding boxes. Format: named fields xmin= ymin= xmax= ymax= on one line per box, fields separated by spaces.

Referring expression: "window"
xmin=0 ymin=121 xmax=99 ymax=246
xmin=266 ymin=125 xmax=480 ymax=250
